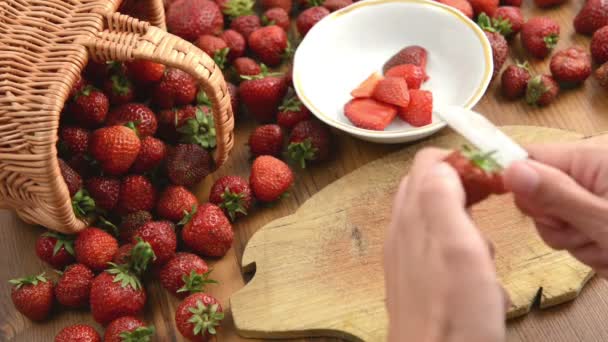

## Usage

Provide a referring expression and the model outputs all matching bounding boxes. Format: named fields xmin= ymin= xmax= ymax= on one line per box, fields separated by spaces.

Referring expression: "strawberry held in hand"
xmin=35 ymin=231 xmax=76 ymax=269
xmin=248 ymin=25 xmax=288 ymax=66
xmin=167 ymin=0 xmax=223 ymax=40
xmin=209 ymin=175 xmax=253 ymax=220
xmin=182 ymin=203 xmax=234 ymax=257
xmin=250 ymin=155 xmax=294 ymax=202
xmin=288 ymin=120 xmax=331 ymax=168
xmin=160 ymin=252 xmax=216 ymax=297
xmin=157 ymin=185 xmax=198 ymax=222
xmin=89 ymin=125 xmax=141 ymax=176
xmin=55 ymin=324 xmax=100 ymax=342
xmin=521 ymin=17 xmax=560 ymax=59
xmin=175 ymin=293 xmax=224 ymax=342
xmin=501 ymin=61 xmax=531 ymax=100
xmin=277 ymin=95 xmax=312 ymax=129
xmin=248 ymin=124 xmax=285 ymax=157
xmin=104 ymin=316 xmax=155 ymax=342
xmin=68 ymin=85 xmax=109 ymax=128
xmin=10 ymin=273 xmax=54 ymax=321
xmin=239 ymin=65 xmax=287 ymax=122
xmin=550 ymin=47 xmax=592 ymax=85
xmin=75 ymin=227 xmax=118 ymax=271
xmin=54 ymin=264 xmax=94 ymax=308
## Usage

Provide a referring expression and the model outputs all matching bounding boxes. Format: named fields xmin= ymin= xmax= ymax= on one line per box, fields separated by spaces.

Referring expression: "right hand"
xmin=503 ymin=135 xmax=608 ymax=277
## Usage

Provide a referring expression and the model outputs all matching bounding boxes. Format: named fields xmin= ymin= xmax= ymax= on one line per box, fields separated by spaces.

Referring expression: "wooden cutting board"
xmin=230 ymin=126 xmax=595 ymax=341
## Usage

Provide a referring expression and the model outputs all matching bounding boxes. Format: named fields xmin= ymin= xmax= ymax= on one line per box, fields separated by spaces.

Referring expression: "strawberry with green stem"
xmin=72 ymin=189 xmax=97 ymax=220
xmin=175 ymin=293 xmax=224 ymax=341
xmin=287 ymin=120 xmax=331 ymax=168
xmin=277 ymin=93 xmax=312 ymax=129
xmin=501 ymin=61 xmax=531 ymax=100
xmin=104 ymin=316 xmax=155 ymax=342
xmin=478 ymin=13 xmax=509 ymax=78
xmin=103 ymin=62 xmax=135 ymax=105
xmin=209 ymin=175 xmax=253 ymax=221
xmin=68 ymin=85 xmax=109 ymax=128
xmin=239 ymin=64 xmax=287 ymax=122
xmin=220 ymin=0 xmax=255 ymax=19
xmin=195 ymin=35 xmax=230 ymax=70
xmin=36 ymin=231 xmax=76 ymax=269
xmin=521 ymin=17 xmax=560 ymax=59
xmin=160 ymin=252 xmax=217 ymax=297
xmin=526 ymin=74 xmax=559 ymax=106
xmin=177 ymin=106 xmax=217 ymax=150
xmin=10 ymin=273 xmax=54 ymax=321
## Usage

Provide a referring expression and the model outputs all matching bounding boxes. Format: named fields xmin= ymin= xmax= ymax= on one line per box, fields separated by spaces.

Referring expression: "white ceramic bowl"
xmin=293 ymin=0 xmax=493 ymax=143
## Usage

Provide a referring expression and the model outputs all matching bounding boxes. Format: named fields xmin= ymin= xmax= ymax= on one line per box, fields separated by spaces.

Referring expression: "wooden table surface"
xmin=2 ymin=1 xmax=608 ymax=341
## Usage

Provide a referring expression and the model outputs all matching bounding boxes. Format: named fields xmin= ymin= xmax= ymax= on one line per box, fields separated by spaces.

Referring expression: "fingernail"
xmin=506 ymin=161 xmax=540 ymax=195
xmin=431 ymin=162 xmax=454 ymax=177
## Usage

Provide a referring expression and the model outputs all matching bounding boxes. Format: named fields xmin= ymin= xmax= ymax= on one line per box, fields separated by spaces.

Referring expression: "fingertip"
xmin=503 ymin=160 xmax=540 ymax=195
xmin=420 ymin=162 xmax=465 ymax=205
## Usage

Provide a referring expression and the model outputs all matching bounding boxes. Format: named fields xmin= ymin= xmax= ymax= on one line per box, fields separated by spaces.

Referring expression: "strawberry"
xmin=157 ymin=105 xmax=197 ymax=142
xmin=372 ymin=77 xmax=410 ymax=107
xmin=133 ymin=221 xmax=177 ymax=265
xmin=106 ymin=103 xmax=158 ymax=137
xmin=478 ymin=14 xmax=509 ymax=77
xmin=262 ymin=8 xmax=290 ymax=31
xmin=84 ymin=61 xmax=112 ymax=85
xmin=468 ymin=0 xmax=498 ymax=17
xmin=196 ymin=35 xmax=230 ymax=69
xmin=116 ymin=175 xmax=157 ymax=215
xmin=384 ymin=64 xmax=426 ymax=90
xmin=297 ymin=6 xmax=330 ymax=36
xmin=249 ymin=155 xmax=294 ymax=202
xmin=160 ymin=252 xmax=215 ymax=297
xmin=550 ymin=47 xmax=592 ymax=85
xmin=234 ymin=57 xmax=262 ymax=77
xmin=126 ymin=59 xmax=166 ymax=84
xmin=167 ymin=0 xmax=223 ymax=40
xmin=66 ymin=154 xmax=95 ymax=179
xmin=230 ymin=14 xmax=262 ymax=39
xmin=36 ymin=231 xmax=76 ymax=269
xmin=69 ymin=76 xmax=86 ymax=98
xmin=248 ymin=124 xmax=285 ymax=157
xmin=277 ymin=95 xmax=312 ymax=129
xmin=175 ymin=293 xmax=224 ymax=341
xmin=103 ymin=65 xmax=135 ymax=105
xmin=131 ymin=136 xmax=167 ymax=174
xmin=54 ymin=264 xmax=94 ymax=308
xmin=209 ymin=176 xmax=253 ymax=220
xmin=249 ymin=25 xmax=288 ymax=66
xmin=227 ymin=82 xmax=239 ymax=115
xmin=239 ymin=66 xmax=287 ymax=122
xmin=534 ymin=0 xmax=566 ymax=8
xmin=75 ymin=227 xmax=118 ymax=271
xmin=9 ymin=273 xmax=54 ymax=321
xmin=344 ymin=98 xmax=398 ymax=130
xmin=167 ymin=144 xmax=212 ymax=186
xmin=90 ymin=266 xmax=147 ymax=325
xmin=288 ymin=120 xmax=331 ymax=168
xmin=399 ymin=89 xmax=433 ymax=127
xmin=323 ymin=0 xmax=353 ymax=11
xmin=501 ymin=0 xmax=521 ymax=5
xmin=218 ymin=0 xmax=255 ymax=19
xmin=119 ymin=211 xmax=153 ymax=243
xmin=68 ymin=85 xmax=109 ymax=128
xmin=383 ymin=45 xmax=428 ymax=74
xmin=521 ymin=17 xmax=560 ymax=59
xmin=152 ymin=68 xmax=198 ymax=109
xmin=501 ymin=61 xmax=531 ymax=100
xmin=444 ymin=146 xmax=507 ymax=206
xmin=89 ymin=125 xmax=141 ymax=176
xmin=261 ymin=0 xmax=292 ymax=12
xmin=58 ymin=158 xmax=82 ymax=197
xmin=351 ymin=72 xmax=383 ymax=98
xmin=176 ymin=105 xmax=217 ymax=150
xmin=492 ymin=6 xmax=524 ymax=37
xmin=182 ymin=203 xmax=234 ymax=256
xmin=157 ymin=185 xmax=198 ymax=222
xmin=596 ymin=62 xmax=608 ymax=87
xmin=573 ymin=0 xmax=608 ymax=35
xmin=221 ymin=29 xmax=246 ymax=60
xmin=104 ymin=317 xmax=155 ymax=342
xmin=526 ymin=74 xmax=559 ymax=106
xmin=59 ymin=126 xmax=90 ymax=156
xmin=85 ymin=176 xmax=120 ymax=211
xmin=55 ymin=324 xmax=100 ymax=342
xmin=591 ymin=26 xmax=608 ymax=64
xmin=437 ymin=0 xmax=473 ymax=19
xmin=113 ymin=243 xmax=135 ymax=265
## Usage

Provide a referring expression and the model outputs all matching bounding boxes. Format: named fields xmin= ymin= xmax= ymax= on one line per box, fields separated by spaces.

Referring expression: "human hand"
xmin=503 ymin=136 xmax=608 ymax=277
xmin=384 ymin=148 xmax=506 ymax=342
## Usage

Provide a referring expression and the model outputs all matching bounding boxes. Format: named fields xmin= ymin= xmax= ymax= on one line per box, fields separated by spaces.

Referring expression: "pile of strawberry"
xmin=8 ymin=0 xmax=347 ymax=340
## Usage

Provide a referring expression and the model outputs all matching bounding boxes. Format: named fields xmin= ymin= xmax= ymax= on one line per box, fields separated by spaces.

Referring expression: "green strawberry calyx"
xmin=110 ymin=73 xmax=132 ymax=96
xmin=177 ymin=270 xmax=219 ymax=295
xmin=220 ymin=187 xmax=248 ymax=221
xmin=477 ymin=13 xmax=512 ymax=36
xmin=308 ymin=0 xmax=324 ymax=6
xmin=9 ymin=272 xmax=48 ymax=289
xmin=106 ymin=262 xmax=143 ymax=291
xmin=178 ymin=205 xmax=198 ymax=226
xmin=544 ymin=34 xmax=559 ymax=50
xmin=119 ymin=325 xmax=156 ymax=342
xmin=279 ymin=94 xmax=303 ymax=112
xmin=72 ymin=189 xmax=96 ymax=220
xmin=188 ymin=300 xmax=224 ymax=337
xmin=177 ymin=107 xmax=217 ymax=150
xmin=282 ymin=40 xmax=296 ymax=60
xmin=97 ymin=216 xmax=119 ymax=237
xmin=74 ymin=85 xmax=95 ymax=100
xmin=125 ymin=238 xmax=157 ymax=277
xmin=515 ymin=60 xmax=531 ymax=72
xmin=42 ymin=231 xmax=75 ymax=257
xmin=261 ymin=15 xmax=275 ymax=26
xmin=461 ymin=145 xmax=502 ymax=173
xmin=525 ymin=75 xmax=548 ymax=106
xmin=213 ymin=48 xmax=230 ymax=70
xmin=124 ymin=121 xmax=140 ymax=137
xmin=241 ymin=64 xmax=283 ymax=80
xmin=196 ymin=90 xmax=212 ymax=107
xmin=288 ymin=139 xmax=318 ymax=169
xmin=222 ymin=0 xmax=254 ymax=18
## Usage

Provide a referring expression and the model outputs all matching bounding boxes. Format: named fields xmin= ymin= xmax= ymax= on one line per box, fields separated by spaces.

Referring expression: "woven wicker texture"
xmin=0 ymin=0 xmax=234 ymax=233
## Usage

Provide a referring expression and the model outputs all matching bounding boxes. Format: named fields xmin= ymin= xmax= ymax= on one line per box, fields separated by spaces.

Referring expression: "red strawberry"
xmin=591 ymin=26 xmax=608 ymax=64
xmin=263 ymin=7 xmax=290 ymax=31
xmin=113 ymin=243 xmax=134 ymax=265
xmin=90 ymin=267 xmax=147 ymax=325
xmin=106 ymin=103 xmax=158 ymax=137
xmin=261 ymin=0 xmax=292 ymax=12
xmin=248 ymin=124 xmax=285 ymax=157
xmin=344 ymin=98 xmax=398 ymax=131
xmin=84 ymin=60 xmax=111 ymax=85
xmin=182 ymin=203 xmax=234 ymax=256
xmin=55 ymin=324 xmax=100 ymax=342
xmin=249 ymin=26 xmax=288 ymax=66
xmin=59 ymin=126 xmax=90 ymax=156
xmin=501 ymin=0 xmax=521 ymax=5
xmin=230 ymin=14 xmax=262 ymax=39
xmin=175 ymin=293 xmax=224 ymax=341
xmin=36 ymin=231 xmax=76 ymax=269
xmin=526 ymin=74 xmax=559 ymax=106
xmin=596 ymin=62 xmax=608 ymax=87
xmin=116 ymin=175 xmax=157 ymax=215
xmin=196 ymin=35 xmax=230 ymax=69
xmin=103 ymin=69 xmax=135 ymax=105
xmin=75 ymin=227 xmax=118 ymax=271
xmin=85 ymin=176 xmax=120 ymax=211
xmin=167 ymin=144 xmax=212 ymax=186
xmin=69 ymin=76 xmax=86 ymax=98
xmin=249 ymin=155 xmax=294 ymax=202
xmin=534 ymin=0 xmax=566 ymax=8
xmin=104 ymin=316 xmax=155 ymax=342
xmin=323 ymin=0 xmax=353 ymax=11
xmin=119 ymin=211 xmax=153 ymax=243
xmin=288 ymin=120 xmax=331 ymax=168
xmin=175 ymin=105 xmax=217 ymax=150
xmin=399 ymin=89 xmax=433 ymax=127
xmin=209 ymin=176 xmax=253 ymax=220
xmin=492 ymin=6 xmax=524 ymax=37
xmin=221 ymin=29 xmax=246 ymax=60
xmin=167 ymin=0 xmax=223 ymax=40
xmin=468 ymin=0 xmax=498 ymax=17
xmin=152 ymin=68 xmax=198 ymax=109
xmin=218 ymin=0 xmax=255 ymax=19
xmin=160 ymin=252 xmax=215 ymax=297
xmin=351 ymin=72 xmax=383 ymax=98
xmin=227 ymin=82 xmax=239 ymax=115
xmin=550 ymin=47 xmax=592 ymax=85
xmin=157 ymin=105 xmax=197 ymax=142
xmin=501 ymin=61 xmax=531 ymax=100
xmin=277 ymin=95 xmax=312 ymax=129
xmin=68 ymin=86 xmax=109 ymax=128
xmin=66 ymin=154 xmax=95 ymax=179
xmin=385 ymin=64 xmax=426 ymax=90
xmin=297 ymin=6 xmax=330 ymax=36
xmin=444 ymin=146 xmax=507 ymax=206
xmin=10 ymin=273 xmax=54 ymax=321
xmin=126 ymin=59 xmax=166 ymax=84
xmin=133 ymin=221 xmax=177 ymax=265
xmin=521 ymin=17 xmax=560 ymax=59
xmin=58 ymin=158 xmax=82 ymax=197
xmin=372 ymin=77 xmax=410 ymax=107
xmin=383 ymin=45 xmax=428 ymax=74
xmin=89 ymin=125 xmax=141 ymax=176
xmin=234 ymin=57 xmax=262 ymax=77
xmin=485 ymin=30 xmax=508 ymax=78
xmin=131 ymin=136 xmax=167 ymax=174
xmin=437 ymin=0 xmax=473 ymax=19
xmin=574 ymin=0 xmax=608 ymax=35
xmin=157 ymin=185 xmax=198 ymax=222
xmin=239 ymin=67 xmax=288 ymax=122
xmin=54 ymin=264 xmax=94 ymax=308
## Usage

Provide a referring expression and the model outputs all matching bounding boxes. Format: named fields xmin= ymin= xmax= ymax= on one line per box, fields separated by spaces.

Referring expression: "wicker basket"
xmin=0 ymin=0 xmax=235 ymax=234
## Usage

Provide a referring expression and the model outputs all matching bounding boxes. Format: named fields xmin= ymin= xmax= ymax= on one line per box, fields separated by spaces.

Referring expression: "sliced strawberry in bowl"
xmin=344 ymin=98 xmax=398 ymax=131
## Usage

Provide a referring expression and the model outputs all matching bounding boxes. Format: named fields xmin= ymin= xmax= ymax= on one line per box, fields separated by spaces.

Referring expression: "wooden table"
xmin=2 ymin=1 xmax=608 ymax=341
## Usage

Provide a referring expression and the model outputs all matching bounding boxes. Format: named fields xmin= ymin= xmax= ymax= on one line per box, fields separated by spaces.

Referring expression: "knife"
xmin=435 ymin=106 xmax=529 ymax=168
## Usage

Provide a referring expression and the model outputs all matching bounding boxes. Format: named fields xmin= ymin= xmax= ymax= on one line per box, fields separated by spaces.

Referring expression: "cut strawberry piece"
xmin=350 ymin=72 xmax=383 ymax=98
xmin=399 ymin=89 xmax=433 ymax=127
xmin=372 ymin=77 xmax=410 ymax=107
xmin=344 ymin=98 xmax=398 ymax=131
xmin=385 ymin=64 xmax=426 ymax=89
xmin=383 ymin=45 xmax=428 ymax=74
